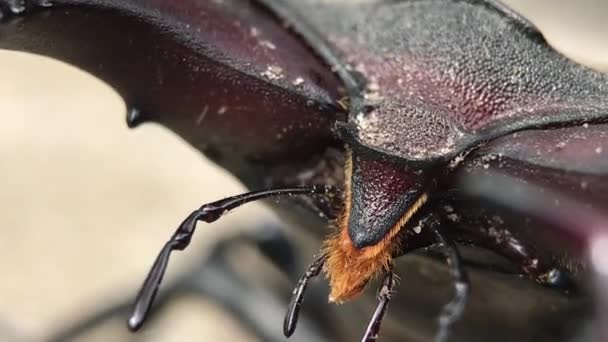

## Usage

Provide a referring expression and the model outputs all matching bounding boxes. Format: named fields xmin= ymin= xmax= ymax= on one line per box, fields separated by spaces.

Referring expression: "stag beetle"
xmin=2 ymin=0 xmax=608 ymax=341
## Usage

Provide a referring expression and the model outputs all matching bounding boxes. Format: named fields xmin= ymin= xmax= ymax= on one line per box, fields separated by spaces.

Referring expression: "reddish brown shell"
xmin=0 ymin=0 xmax=345 ymax=164
xmin=282 ymin=0 xmax=608 ymax=162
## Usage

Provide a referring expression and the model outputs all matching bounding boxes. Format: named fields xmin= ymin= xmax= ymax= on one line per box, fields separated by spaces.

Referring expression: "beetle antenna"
xmin=431 ymin=225 xmax=470 ymax=342
xmin=283 ymin=254 xmax=327 ymax=337
xmin=361 ymin=267 xmax=395 ymax=342
xmin=127 ymin=185 xmax=334 ymax=332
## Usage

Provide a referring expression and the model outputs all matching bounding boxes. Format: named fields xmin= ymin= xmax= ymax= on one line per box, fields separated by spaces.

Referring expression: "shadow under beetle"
xmin=2 ymin=0 xmax=608 ymax=341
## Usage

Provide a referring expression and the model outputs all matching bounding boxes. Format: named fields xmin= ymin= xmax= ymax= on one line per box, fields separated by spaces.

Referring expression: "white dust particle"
xmin=413 ymin=224 xmax=422 ymax=234
xmin=447 ymin=213 xmax=460 ymax=222
xmin=260 ymin=40 xmax=276 ymax=50
xmin=492 ymin=215 xmax=504 ymax=224
xmin=368 ymin=82 xmax=380 ymax=92
xmin=448 ymin=154 xmax=466 ymax=170
xmin=196 ymin=105 xmax=209 ymax=126
xmin=356 ymin=112 xmax=365 ymax=123
xmin=261 ymin=65 xmax=284 ymax=80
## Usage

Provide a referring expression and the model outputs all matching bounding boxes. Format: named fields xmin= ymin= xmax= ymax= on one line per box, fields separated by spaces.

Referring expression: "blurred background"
xmin=0 ymin=0 xmax=607 ymax=341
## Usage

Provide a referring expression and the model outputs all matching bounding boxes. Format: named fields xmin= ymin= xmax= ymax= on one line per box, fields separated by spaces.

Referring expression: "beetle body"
xmin=278 ymin=0 xmax=608 ymax=314
xmin=2 ymin=0 xmax=608 ymax=341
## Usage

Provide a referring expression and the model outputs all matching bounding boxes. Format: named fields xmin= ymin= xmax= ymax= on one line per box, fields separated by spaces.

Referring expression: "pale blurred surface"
xmin=0 ymin=51 xmax=270 ymax=341
xmin=0 ymin=1 xmax=606 ymax=342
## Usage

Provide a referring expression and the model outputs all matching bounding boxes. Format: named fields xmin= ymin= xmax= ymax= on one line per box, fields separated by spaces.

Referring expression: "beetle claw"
xmin=283 ymin=254 xmax=326 ymax=337
xmin=127 ymin=242 xmax=174 ymax=331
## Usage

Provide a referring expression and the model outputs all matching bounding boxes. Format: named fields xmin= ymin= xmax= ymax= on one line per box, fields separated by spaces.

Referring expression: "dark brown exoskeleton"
xmin=2 ymin=0 xmax=608 ymax=341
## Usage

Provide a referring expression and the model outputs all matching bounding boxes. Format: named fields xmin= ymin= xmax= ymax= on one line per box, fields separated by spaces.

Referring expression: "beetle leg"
xmin=283 ymin=254 xmax=327 ymax=337
xmin=431 ymin=225 xmax=470 ymax=342
xmin=127 ymin=185 xmax=334 ymax=332
xmin=361 ymin=267 xmax=395 ymax=342
xmin=51 ymin=224 xmax=330 ymax=341
xmin=463 ymin=222 xmax=573 ymax=290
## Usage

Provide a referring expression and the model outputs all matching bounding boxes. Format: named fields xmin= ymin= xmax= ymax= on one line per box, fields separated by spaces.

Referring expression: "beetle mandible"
xmin=2 ymin=0 xmax=608 ymax=341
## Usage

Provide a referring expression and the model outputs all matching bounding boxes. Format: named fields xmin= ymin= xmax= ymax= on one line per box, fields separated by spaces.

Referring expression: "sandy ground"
xmin=0 ymin=1 xmax=606 ymax=341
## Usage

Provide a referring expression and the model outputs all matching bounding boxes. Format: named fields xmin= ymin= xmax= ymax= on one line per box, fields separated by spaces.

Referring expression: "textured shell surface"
xmin=282 ymin=0 xmax=608 ymax=161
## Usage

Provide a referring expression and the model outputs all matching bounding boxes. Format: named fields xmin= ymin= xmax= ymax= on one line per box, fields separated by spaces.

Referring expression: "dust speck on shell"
xmin=261 ymin=65 xmax=284 ymax=80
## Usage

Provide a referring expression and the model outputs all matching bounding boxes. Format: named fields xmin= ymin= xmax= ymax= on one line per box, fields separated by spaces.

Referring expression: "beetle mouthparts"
xmin=345 ymin=151 xmax=429 ymax=249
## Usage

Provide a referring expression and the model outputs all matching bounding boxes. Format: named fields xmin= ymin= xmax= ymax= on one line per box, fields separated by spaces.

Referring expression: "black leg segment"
xmin=361 ymin=268 xmax=395 ymax=342
xmin=431 ymin=226 xmax=470 ymax=342
xmin=127 ymin=185 xmax=333 ymax=332
xmin=283 ymin=254 xmax=327 ymax=337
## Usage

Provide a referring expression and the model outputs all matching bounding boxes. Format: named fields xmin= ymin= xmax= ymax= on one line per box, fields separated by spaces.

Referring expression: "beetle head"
xmin=337 ymin=122 xmax=432 ymax=247
xmin=323 ymin=123 xmax=432 ymax=302
xmin=346 ymin=147 xmax=429 ymax=248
